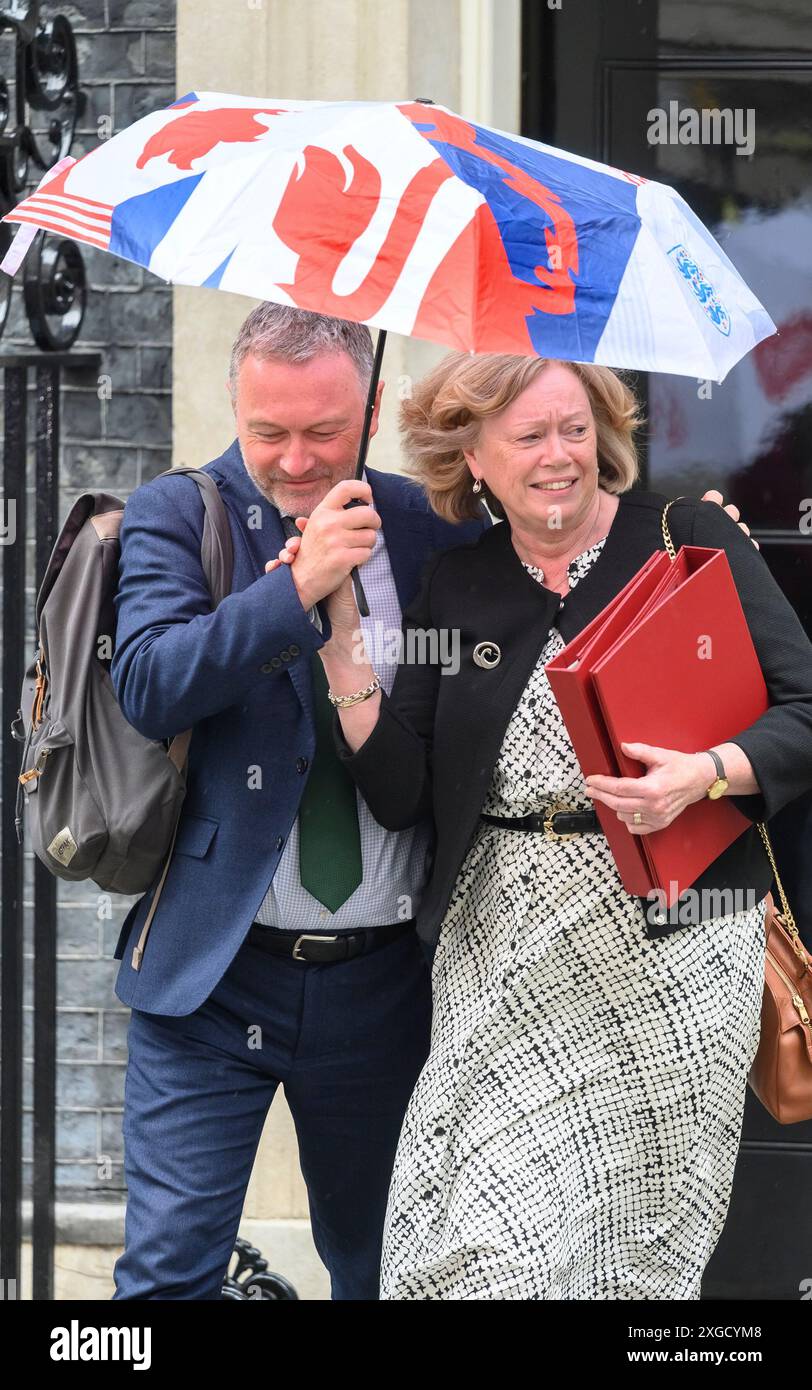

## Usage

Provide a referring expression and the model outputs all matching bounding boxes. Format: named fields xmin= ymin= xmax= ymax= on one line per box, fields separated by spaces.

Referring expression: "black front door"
xmin=521 ymin=0 xmax=812 ymax=1302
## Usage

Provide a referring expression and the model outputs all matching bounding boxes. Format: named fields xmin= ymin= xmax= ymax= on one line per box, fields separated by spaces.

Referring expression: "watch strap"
xmin=704 ymin=748 xmax=726 ymax=782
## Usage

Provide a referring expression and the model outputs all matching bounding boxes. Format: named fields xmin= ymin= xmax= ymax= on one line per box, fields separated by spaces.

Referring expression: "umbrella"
xmin=0 ymin=92 xmax=777 ymax=612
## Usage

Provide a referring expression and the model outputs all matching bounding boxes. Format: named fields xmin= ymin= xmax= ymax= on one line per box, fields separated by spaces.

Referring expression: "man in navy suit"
xmin=110 ymin=303 xmax=490 ymax=1300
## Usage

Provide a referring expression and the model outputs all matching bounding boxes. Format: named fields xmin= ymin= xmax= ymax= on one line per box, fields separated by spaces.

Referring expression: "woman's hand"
xmin=265 ymin=517 xmax=363 ymax=641
xmin=584 ymin=742 xmax=716 ymax=833
xmin=265 ymin=517 xmax=307 ymax=573
xmin=321 ymin=571 xmax=364 ymax=639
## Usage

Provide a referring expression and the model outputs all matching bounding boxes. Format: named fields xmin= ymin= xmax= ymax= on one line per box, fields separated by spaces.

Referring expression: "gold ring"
xmin=633 ymin=811 xmax=643 ymax=825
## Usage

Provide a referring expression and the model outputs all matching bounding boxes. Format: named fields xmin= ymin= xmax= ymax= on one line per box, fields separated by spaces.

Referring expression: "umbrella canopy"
xmin=1 ymin=92 xmax=774 ymax=383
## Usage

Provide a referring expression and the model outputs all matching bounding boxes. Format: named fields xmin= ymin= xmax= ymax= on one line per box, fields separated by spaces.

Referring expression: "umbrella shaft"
xmin=348 ymin=328 xmax=387 ymax=618
xmin=355 ymin=328 xmax=387 ymax=481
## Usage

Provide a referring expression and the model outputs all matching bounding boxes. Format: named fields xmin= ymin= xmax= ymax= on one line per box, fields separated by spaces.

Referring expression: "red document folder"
xmin=545 ymin=546 xmax=768 ymax=906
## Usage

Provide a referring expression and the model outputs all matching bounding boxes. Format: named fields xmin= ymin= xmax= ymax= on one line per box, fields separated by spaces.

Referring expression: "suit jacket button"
xmin=296 ymin=756 xmax=308 ymax=774
xmin=289 ymin=644 xmax=300 ymax=656
xmin=271 ymin=655 xmax=283 ymax=669
xmin=280 ymin=649 xmax=291 ymax=661
xmin=276 ymin=836 xmax=284 ymax=851
xmin=260 ymin=662 xmax=274 ymax=673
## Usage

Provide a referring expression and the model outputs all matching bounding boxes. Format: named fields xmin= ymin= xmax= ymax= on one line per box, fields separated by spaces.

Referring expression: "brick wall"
xmin=1 ymin=0 xmax=176 ymax=1201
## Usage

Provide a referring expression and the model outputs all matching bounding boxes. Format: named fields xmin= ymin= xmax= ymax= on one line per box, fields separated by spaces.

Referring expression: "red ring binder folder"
xmin=545 ymin=504 xmax=768 ymax=908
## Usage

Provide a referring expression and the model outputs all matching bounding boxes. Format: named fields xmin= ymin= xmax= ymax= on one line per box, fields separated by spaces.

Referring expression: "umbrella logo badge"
xmin=668 ymin=244 xmax=731 ymax=337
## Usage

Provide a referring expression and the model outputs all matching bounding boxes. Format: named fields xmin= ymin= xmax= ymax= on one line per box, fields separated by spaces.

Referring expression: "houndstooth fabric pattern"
xmin=379 ymin=536 xmax=767 ymax=1300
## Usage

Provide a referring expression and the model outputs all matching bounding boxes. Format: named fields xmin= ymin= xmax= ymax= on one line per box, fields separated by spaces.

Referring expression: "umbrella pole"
xmin=347 ymin=327 xmax=387 ymax=618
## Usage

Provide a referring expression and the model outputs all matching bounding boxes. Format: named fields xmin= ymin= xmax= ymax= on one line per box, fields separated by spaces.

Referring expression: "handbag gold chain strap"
xmin=661 ymin=498 xmax=799 ymax=939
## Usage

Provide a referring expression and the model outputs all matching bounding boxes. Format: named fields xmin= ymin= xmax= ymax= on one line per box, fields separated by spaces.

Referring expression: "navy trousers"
xmin=112 ymin=926 xmax=432 ymax=1300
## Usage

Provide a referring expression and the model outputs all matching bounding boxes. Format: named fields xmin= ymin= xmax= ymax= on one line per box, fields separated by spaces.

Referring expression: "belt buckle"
xmin=292 ymin=933 xmax=338 ymax=961
xmin=542 ymin=804 xmax=581 ymax=840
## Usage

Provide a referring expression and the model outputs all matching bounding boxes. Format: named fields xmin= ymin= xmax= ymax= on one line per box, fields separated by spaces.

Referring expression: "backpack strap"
xmin=131 ymin=807 xmax=184 ymax=971
xmin=129 ymin=468 xmax=234 ymax=971
xmin=151 ymin=465 xmax=234 ymax=604
xmin=150 ymin=466 xmax=234 ymax=770
xmin=167 ymin=727 xmax=192 ymax=772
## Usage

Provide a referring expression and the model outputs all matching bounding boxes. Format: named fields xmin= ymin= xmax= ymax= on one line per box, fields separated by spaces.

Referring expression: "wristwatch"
xmin=702 ymin=748 xmax=729 ymax=799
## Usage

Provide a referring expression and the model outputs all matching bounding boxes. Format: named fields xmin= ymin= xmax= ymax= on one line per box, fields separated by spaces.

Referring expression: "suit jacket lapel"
xmin=209 ymin=440 xmax=316 ymax=720
xmin=208 ymin=438 xmax=289 ymax=566
xmin=457 ymin=518 xmax=561 ymax=708
xmin=452 ymin=491 xmax=657 ymax=731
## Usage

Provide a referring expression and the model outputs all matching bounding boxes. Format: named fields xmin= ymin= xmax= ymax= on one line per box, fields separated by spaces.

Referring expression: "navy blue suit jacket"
xmin=110 ymin=438 xmax=490 ymax=1014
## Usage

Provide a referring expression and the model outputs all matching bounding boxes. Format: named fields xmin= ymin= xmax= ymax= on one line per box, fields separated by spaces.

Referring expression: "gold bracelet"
xmin=327 ymin=673 xmax=381 ymax=708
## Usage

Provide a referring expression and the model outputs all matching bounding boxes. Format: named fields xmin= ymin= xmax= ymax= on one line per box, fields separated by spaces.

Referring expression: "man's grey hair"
xmin=228 ymin=301 xmax=374 ymax=396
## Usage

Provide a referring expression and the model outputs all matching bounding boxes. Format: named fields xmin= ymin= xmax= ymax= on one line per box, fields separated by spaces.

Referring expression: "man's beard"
xmin=242 ymin=458 xmax=355 ymax=516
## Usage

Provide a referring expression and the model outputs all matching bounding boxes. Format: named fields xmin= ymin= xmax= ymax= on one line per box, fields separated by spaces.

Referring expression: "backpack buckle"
xmin=31 ymin=647 xmax=47 ymax=728
xmin=19 ymin=748 xmax=51 ymax=784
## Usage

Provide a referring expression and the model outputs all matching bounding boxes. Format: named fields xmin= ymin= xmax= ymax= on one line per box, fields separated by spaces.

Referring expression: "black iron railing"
xmin=0 ymin=0 xmax=92 ymax=1303
xmin=2 ymin=350 xmax=101 ymax=1302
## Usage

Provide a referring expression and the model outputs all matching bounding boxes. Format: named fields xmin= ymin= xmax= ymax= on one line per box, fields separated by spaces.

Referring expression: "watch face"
xmin=708 ymin=778 xmax=728 ymax=800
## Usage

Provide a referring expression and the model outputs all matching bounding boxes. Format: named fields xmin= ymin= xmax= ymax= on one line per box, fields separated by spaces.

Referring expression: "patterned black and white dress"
xmin=379 ymin=536 xmax=767 ymax=1301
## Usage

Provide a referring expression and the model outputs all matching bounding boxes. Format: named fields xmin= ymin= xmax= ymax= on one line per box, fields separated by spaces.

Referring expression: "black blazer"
xmin=333 ymin=488 xmax=812 ymax=949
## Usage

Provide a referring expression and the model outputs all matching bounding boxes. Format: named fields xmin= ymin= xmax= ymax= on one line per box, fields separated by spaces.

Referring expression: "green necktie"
xmin=280 ymin=516 xmax=363 ymax=911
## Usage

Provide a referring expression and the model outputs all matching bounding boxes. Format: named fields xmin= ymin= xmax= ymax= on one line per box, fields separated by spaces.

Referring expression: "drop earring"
xmin=472 ymin=477 xmax=482 ymax=494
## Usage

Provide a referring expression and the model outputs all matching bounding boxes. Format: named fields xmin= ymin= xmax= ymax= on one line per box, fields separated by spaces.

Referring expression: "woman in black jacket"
xmin=272 ymin=352 xmax=812 ymax=1301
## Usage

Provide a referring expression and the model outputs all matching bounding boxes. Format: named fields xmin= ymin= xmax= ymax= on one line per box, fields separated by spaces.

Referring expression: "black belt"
xmin=480 ymin=808 xmax=603 ymax=839
xmin=247 ymin=918 xmax=415 ymax=963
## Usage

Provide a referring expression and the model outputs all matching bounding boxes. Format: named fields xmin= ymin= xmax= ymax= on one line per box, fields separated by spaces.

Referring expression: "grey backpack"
xmin=12 ymin=466 xmax=233 ymax=903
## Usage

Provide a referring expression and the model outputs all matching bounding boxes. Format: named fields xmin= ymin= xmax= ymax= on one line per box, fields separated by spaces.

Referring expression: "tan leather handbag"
xmin=747 ymin=824 xmax=812 ymax=1124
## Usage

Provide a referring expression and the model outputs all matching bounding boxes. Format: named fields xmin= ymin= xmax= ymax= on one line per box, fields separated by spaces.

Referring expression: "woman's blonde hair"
xmin=399 ymin=352 xmax=643 ymax=522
